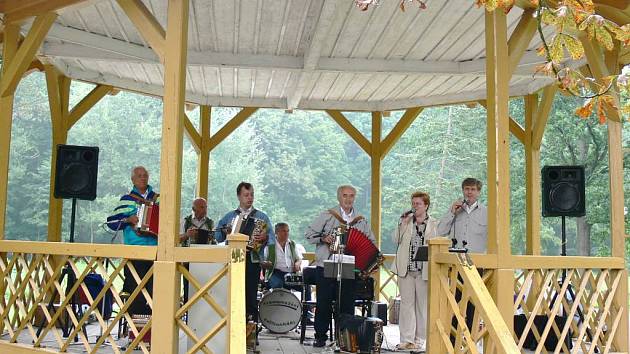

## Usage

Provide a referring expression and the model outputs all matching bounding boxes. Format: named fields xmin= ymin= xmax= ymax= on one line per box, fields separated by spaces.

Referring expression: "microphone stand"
xmin=332 ymin=242 xmax=345 ymax=353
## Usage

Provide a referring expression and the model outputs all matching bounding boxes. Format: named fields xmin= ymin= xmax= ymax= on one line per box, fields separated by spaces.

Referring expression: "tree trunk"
xmin=576 ymin=216 xmax=591 ymax=256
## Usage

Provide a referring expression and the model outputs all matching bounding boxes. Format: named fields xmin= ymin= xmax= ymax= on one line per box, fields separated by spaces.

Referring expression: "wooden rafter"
xmin=115 ymin=0 xmax=166 ymax=62
xmin=208 ymin=107 xmax=258 ymax=151
xmin=0 ymin=12 xmax=57 ymax=97
xmin=531 ymin=85 xmax=557 ymax=150
xmin=183 ymin=113 xmax=202 ymax=152
xmin=67 ymin=84 xmax=112 ymax=129
xmin=287 ymin=0 xmax=341 ymax=110
xmin=380 ymin=107 xmax=423 ymax=157
xmin=507 ymin=9 xmax=537 ymax=78
xmin=325 ymin=110 xmax=371 ymax=155
xmin=0 ymin=0 xmax=84 ymax=23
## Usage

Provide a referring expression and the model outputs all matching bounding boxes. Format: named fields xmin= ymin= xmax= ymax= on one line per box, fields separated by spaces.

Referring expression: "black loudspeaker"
xmin=54 ymin=145 xmax=99 ymax=201
xmin=542 ymin=165 xmax=585 ymax=217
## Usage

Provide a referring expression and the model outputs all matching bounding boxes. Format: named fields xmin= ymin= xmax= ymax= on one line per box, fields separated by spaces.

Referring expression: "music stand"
xmin=323 ymin=242 xmax=355 ymax=352
xmin=412 ymin=246 xmax=429 ymax=262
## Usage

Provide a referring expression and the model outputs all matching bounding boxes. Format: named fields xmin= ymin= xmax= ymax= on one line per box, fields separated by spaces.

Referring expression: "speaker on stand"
xmin=541 ymin=165 xmax=593 ymax=351
xmin=38 ymin=145 xmax=100 ymax=341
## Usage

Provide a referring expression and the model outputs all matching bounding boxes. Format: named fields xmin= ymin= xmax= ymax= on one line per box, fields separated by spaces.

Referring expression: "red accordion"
xmin=344 ymin=227 xmax=383 ymax=278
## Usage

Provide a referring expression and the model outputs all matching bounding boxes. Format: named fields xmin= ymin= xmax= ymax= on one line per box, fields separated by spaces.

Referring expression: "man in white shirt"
xmin=263 ymin=222 xmax=302 ymax=289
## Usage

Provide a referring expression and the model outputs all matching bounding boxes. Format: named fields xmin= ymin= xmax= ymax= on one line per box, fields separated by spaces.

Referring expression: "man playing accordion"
xmin=304 ymin=185 xmax=376 ymax=348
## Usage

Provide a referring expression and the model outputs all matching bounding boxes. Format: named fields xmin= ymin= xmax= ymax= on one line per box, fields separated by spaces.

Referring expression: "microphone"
xmin=400 ymin=208 xmax=415 ymax=218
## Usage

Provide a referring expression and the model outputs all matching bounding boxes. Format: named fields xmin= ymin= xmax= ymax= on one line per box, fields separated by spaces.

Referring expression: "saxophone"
xmin=247 ymin=218 xmax=267 ymax=253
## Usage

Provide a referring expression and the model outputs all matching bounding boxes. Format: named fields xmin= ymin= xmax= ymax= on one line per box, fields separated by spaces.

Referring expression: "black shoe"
xmin=313 ymin=338 xmax=326 ymax=347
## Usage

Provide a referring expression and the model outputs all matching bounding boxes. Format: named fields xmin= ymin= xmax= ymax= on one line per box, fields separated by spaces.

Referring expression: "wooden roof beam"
xmin=208 ymin=107 xmax=258 ymax=151
xmin=380 ymin=107 xmax=423 ymax=157
xmin=531 ymin=84 xmax=557 ymax=149
xmin=0 ymin=0 xmax=84 ymax=23
xmin=325 ymin=110 xmax=371 ymax=154
xmin=67 ymin=84 xmax=112 ymax=129
xmin=0 ymin=12 xmax=56 ymax=97
xmin=507 ymin=9 xmax=537 ymax=78
xmin=115 ymin=0 xmax=166 ymax=62
xmin=183 ymin=113 xmax=202 ymax=152
xmin=287 ymin=0 xmax=342 ymax=110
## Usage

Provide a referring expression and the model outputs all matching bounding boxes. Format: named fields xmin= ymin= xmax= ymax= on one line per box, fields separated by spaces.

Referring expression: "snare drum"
xmin=258 ymin=288 xmax=302 ymax=333
xmin=283 ymin=273 xmax=303 ymax=287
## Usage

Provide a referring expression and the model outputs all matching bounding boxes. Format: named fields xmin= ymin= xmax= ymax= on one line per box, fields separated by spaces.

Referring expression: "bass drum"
xmin=259 ymin=288 xmax=302 ymax=333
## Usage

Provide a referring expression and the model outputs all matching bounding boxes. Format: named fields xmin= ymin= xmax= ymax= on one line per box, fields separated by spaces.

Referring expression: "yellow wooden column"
xmin=0 ymin=24 xmax=19 ymax=238
xmin=370 ymin=111 xmax=382 ymax=247
xmin=485 ymin=9 xmax=513 ymax=331
xmin=426 ymin=238 xmax=450 ymax=354
xmin=524 ymin=94 xmax=540 ymax=255
xmin=197 ymin=105 xmax=211 ymax=199
xmin=44 ymin=66 xmax=71 ymax=242
xmin=152 ymin=0 xmax=189 ymax=351
xmin=227 ymin=233 xmax=248 ymax=354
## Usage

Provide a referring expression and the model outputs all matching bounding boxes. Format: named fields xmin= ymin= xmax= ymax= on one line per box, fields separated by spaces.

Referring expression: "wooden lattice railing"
xmin=427 ymin=238 xmax=629 ymax=354
xmin=510 ymin=256 xmax=628 ymax=354
xmin=0 ymin=238 xmax=247 ymax=354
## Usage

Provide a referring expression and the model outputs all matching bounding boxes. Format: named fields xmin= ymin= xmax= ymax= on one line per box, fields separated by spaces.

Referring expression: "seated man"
xmin=263 ymin=223 xmax=302 ymax=290
xmin=179 ymin=197 xmax=215 ymax=246
xmin=106 ymin=166 xmax=157 ymax=315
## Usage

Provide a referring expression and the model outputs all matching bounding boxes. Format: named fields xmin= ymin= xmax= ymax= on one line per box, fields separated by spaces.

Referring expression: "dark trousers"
xmin=123 ymin=260 xmax=153 ymax=316
xmin=314 ymin=266 xmax=356 ymax=341
xmin=246 ymin=254 xmax=261 ymax=320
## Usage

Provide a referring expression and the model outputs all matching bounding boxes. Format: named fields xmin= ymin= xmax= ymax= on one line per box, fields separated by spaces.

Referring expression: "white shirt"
xmin=341 ymin=207 xmax=354 ymax=223
xmin=238 ymin=206 xmax=253 ymax=217
xmin=265 ymin=240 xmax=303 ymax=273
xmin=464 ymin=201 xmax=479 ymax=214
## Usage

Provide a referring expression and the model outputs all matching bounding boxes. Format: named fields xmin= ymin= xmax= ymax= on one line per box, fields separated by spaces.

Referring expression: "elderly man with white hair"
xmin=304 ymin=185 xmax=376 ymax=348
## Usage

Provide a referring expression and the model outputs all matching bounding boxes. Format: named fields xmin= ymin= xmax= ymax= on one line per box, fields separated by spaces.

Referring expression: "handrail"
xmin=0 ymin=240 xmax=156 ymax=260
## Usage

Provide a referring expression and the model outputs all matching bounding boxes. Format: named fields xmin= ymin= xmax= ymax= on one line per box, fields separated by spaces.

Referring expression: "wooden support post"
xmin=371 ymin=111 xmax=382 ymax=248
xmin=371 ymin=112 xmax=382 ymax=300
xmin=197 ymin=106 xmax=211 ymax=199
xmin=156 ymin=0 xmax=188 ymax=261
xmin=152 ymin=0 xmax=189 ymax=351
xmin=150 ymin=261 xmax=180 ymax=353
xmin=426 ymin=238 xmax=450 ymax=354
xmin=227 ymin=233 xmax=248 ymax=354
xmin=380 ymin=107 xmax=423 ymax=156
xmin=44 ymin=66 xmax=71 ymax=242
xmin=612 ymin=269 xmax=629 ymax=351
xmin=524 ymin=94 xmax=541 ymax=255
xmin=0 ymin=24 xmax=19 ymax=238
xmin=485 ymin=9 xmax=511 ymax=257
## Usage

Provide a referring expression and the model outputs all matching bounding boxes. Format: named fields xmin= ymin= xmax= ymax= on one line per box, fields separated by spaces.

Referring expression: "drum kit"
xmin=258 ymin=273 xmax=305 ymax=334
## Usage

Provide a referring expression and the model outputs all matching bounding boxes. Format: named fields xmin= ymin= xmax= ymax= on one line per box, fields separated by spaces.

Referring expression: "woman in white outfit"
xmin=391 ymin=191 xmax=439 ymax=351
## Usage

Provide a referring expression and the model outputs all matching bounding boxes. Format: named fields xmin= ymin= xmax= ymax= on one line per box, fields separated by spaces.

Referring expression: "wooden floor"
xmin=252 ymin=323 xmax=402 ymax=354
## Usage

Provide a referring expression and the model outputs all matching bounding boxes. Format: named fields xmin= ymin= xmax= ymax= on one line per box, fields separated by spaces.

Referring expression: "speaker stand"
xmin=70 ymin=198 xmax=77 ymax=243
xmin=557 ymin=215 xmax=597 ymax=352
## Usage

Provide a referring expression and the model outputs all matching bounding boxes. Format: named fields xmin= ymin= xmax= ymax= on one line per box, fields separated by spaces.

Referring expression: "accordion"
xmin=344 ymin=227 xmax=384 ymax=278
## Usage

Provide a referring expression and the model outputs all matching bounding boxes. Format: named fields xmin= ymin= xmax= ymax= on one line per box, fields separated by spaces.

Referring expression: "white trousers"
xmin=397 ymin=270 xmax=427 ymax=345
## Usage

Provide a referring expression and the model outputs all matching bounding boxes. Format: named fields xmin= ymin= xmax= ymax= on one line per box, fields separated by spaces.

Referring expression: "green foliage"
xmin=4 ymin=72 xmax=629 ymax=268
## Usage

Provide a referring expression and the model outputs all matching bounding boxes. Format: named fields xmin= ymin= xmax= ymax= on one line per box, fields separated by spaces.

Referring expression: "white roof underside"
xmin=29 ymin=0 xmax=573 ymax=111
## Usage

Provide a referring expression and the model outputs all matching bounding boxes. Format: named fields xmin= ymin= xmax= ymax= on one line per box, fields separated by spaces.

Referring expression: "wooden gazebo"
xmin=0 ymin=0 xmax=628 ymax=353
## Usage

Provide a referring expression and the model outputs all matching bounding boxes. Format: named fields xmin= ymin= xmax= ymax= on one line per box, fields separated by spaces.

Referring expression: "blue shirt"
xmin=106 ymin=185 xmax=158 ymax=246
xmin=215 ymin=208 xmax=275 ymax=261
